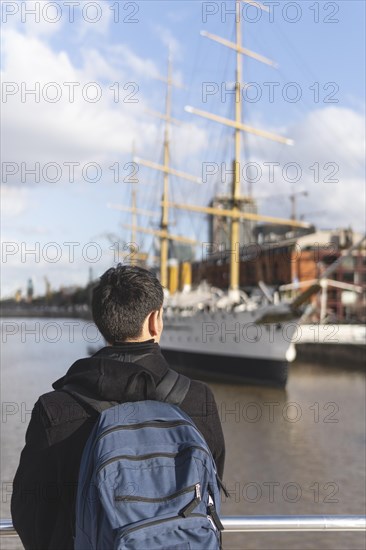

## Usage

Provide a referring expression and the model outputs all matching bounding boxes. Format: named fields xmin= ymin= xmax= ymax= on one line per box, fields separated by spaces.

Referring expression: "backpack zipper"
xmin=97 ymin=445 xmax=209 ymax=476
xmin=118 ymin=512 xmax=208 ymax=538
xmin=180 ymin=483 xmax=202 ymax=517
xmin=115 ymin=482 xmax=200 ymax=503
xmin=96 ymin=419 xmax=193 ymax=443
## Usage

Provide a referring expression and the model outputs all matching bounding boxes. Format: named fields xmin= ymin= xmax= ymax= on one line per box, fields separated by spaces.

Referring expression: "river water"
xmin=1 ymin=318 xmax=365 ymax=550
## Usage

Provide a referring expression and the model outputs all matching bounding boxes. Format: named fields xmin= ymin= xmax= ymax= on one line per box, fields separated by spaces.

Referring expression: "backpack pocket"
xmin=115 ymin=514 xmax=220 ymax=550
xmin=98 ymin=446 xmax=210 ymax=527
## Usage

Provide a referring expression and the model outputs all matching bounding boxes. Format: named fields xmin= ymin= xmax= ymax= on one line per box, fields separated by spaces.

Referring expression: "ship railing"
xmin=1 ymin=516 xmax=365 ymax=537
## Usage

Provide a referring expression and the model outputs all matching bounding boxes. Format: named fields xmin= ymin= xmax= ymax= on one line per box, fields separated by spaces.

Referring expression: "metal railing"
xmin=1 ymin=516 xmax=365 ymax=536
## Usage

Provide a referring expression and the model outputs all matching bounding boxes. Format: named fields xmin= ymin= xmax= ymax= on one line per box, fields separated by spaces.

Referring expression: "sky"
xmin=1 ymin=0 xmax=365 ymax=298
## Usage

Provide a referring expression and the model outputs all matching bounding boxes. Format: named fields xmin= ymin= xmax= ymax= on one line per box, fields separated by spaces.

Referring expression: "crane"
xmin=290 ymin=190 xmax=308 ymax=220
xmin=256 ymin=189 xmax=308 ymax=221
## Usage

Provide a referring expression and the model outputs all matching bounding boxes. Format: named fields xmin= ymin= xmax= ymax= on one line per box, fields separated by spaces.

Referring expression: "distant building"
xmin=292 ymin=229 xmax=366 ymax=322
xmin=26 ymin=278 xmax=34 ymax=303
xmin=192 ymin=227 xmax=366 ymax=323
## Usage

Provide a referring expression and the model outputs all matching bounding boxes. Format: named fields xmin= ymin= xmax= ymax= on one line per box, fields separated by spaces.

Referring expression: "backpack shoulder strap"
xmin=129 ymin=352 xmax=191 ymax=406
xmin=155 ymin=369 xmax=191 ymax=406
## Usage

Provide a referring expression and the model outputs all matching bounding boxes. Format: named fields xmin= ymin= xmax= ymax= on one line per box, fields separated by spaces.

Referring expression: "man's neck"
xmin=110 ymin=338 xmax=155 ymax=346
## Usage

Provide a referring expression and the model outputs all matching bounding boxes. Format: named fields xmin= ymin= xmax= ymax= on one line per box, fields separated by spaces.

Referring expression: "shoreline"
xmin=0 ymin=308 xmax=91 ymax=320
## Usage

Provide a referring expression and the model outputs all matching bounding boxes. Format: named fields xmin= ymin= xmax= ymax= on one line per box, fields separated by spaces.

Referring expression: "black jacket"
xmin=11 ymin=341 xmax=225 ymax=550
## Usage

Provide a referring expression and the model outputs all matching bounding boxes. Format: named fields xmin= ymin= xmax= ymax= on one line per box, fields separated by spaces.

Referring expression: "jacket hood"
xmin=52 ymin=342 xmax=170 ymax=402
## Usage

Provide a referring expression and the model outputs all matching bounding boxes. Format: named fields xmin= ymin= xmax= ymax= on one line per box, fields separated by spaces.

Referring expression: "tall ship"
xmin=112 ymin=3 xmax=361 ymax=386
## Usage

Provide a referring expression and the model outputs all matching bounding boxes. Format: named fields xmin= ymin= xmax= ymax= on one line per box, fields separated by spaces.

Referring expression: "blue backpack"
xmin=69 ymin=370 xmax=225 ymax=550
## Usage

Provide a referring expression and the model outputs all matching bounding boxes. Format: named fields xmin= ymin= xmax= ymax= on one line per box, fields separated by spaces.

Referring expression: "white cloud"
xmin=80 ymin=48 xmax=122 ymax=82
xmin=1 ymin=0 xmax=64 ymax=36
xmin=76 ymin=1 xmax=112 ymax=39
xmin=171 ymin=122 xmax=209 ymax=164
xmin=104 ymin=43 xmax=161 ymax=81
xmin=152 ymin=24 xmax=182 ymax=61
xmin=1 ymin=0 xmax=114 ymax=39
xmin=0 ymin=185 xmax=30 ymax=218
xmin=1 ymin=29 xmax=158 ymax=170
xmin=1 ymin=28 xmax=206 ymax=176
xmin=246 ymin=107 xmax=365 ymax=231
xmin=291 ymin=107 xmax=365 ymax=169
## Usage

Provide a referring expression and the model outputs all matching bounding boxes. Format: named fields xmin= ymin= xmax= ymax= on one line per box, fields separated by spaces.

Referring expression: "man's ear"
xmin=147 ymin=308 xmax=164 ymax=339
xmin=148 ymin=310 xmax=160 ymax=338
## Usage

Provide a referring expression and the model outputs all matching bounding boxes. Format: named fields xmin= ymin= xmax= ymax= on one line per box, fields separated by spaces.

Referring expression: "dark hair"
xmin=91 ymin=264 xmax=164 ymax=343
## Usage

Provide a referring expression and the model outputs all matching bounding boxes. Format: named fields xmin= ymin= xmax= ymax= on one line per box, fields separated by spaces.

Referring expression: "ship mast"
xmin=231 ymin=0 xmax=243 ymax=299
xmin=160 ymin=55 xmax=173 ymax=288
xmin=182 ymin=0 xmax=302 ymax=300
xmin=108 ymin=142 xmax=161 ymax=266
xmin=131 ymin=142 xmax=137 ymax=265
xmin=133 ymin=53 xmax=201 ymax=288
